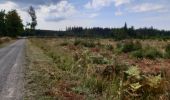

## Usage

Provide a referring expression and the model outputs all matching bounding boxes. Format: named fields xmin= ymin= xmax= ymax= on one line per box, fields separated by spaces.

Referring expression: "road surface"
xmin=0 ymin=39 xmax=25 ymax=100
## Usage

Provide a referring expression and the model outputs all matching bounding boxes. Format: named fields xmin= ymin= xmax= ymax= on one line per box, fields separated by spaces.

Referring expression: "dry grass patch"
xmin=24 ymin=40 xmax=85 ymax=100
xmin=25 ymin=38 xmax=170 ymax=100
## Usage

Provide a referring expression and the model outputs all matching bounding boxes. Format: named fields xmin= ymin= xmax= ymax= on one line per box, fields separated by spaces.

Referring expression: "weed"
xmin=131 ymin=46 xmax=163 ymax=59
xmin=90 ymin=54 xmax=109 ymax=64
xmin=74 ymin=39 xmax=96 ymax=48
xmin=116 ymin=40 xmax=142 ymax=53
xmin=105 ymin=44 xmax=114 ymax=51
xmin=74 ymin=39 xmax=82 ymax=46
xmin=164 ymin=44 xmax=170 ymax=58
xmin=60 ymin=41 xmax=69 ymax=46
xmin=131 ymin=50 xmax=143 ymax=58
xmin=28 ymin=38 xmax=170 ymax=100
xmin=144 ymin=46 xmax=162 ymax=59
xmin=82 ymin=40 xmax=96 ymax=48
xmin=122 ymin=66 xmax=169 ymax=99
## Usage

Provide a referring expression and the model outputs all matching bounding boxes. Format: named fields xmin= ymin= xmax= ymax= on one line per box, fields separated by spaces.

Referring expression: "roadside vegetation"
xmin=25 ymin=38 xmax=170 ymax=100
xmin=0 ymin=37 xmax=13 ymax=47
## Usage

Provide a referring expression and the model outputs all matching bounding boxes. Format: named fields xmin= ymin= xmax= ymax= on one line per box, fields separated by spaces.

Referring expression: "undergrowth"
xmin=28 ymin=38 xmax=170 ymax=100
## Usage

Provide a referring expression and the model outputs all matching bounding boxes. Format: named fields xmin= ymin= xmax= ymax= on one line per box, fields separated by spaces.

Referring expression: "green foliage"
xmin=115 ymin=63 xmax=128 ymax=75
xmin=130 ymin=82 xmax=142 ymax=92
xmin=122 ymin=66 xmax=169 ymax=99
xmin=143 ymin=46 xmax=162 ymax=59
xmin=164 ymin=44 xmax=170 ymax=58
xmin=30 ymin=38 xmax=170 ymax=100
xmin=82 ymin=40 xmax=96 ymax=48
xmin=60 ymin=41 xmax=69 ymax=46
xmin=74 ymin=39 xmax=82 ymax=46
xmin=0 ymin=10 xmax=6 ymax=36
xmin=125 ymin=66 xmax=141 ymax=79
xmin=72 ymin=86 xmax=90 ymax=94
xmin=105 ymin=44 xmax=114 ymax=51
xmin=90 ymin=54 xmax=109 ymax=64
xmin=0 ymin=9 xmax=23 ymax=37
xmin=83 ymin=77 xmax=107 ymax=94
xmin=131 ymin=46 xmax=163 ymax=59
xmin=131 ymin=50 xmax=143 ymax=58
xmin=6 ymin=10 xmax=23 ymax=37
xmin=145 ymin=74 xmax=162 ymax=88
xmin=48 ymin=51 xmax=73 ymax=71
xmin=116 ymin=40 xmax=142 ymax=53
xmin=74 ymin=39 xmax=96 ymax=48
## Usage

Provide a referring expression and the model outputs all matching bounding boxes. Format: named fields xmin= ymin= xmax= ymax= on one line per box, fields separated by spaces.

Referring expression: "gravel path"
xmin=0 ymin=39 xmax=25 ymax=100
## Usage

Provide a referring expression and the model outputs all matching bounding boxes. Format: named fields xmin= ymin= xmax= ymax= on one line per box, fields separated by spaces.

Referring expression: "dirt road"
xmin=0 ymin=39 xmax=25 ymax=100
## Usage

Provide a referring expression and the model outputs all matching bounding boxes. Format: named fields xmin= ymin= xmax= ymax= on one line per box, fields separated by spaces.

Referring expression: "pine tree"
xmin=124 ymin=22 xmax=127 ymax=31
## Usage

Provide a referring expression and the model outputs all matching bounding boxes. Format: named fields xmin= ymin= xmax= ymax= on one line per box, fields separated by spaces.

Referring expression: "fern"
xmin=125 ymin=66 xmax=141 ymax=79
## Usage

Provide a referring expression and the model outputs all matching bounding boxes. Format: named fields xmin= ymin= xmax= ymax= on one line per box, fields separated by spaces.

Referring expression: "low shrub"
xmin=144 ymin=46 xmax=162 ymax=59
xmin=116 ymin=40 xmax=142 ymax=53
xmin=164 ymin=44 xmax=170 ymax=58
xmin=0 ymin=37 xmax=11 ymax=44
xmin=105 ymin=44 xmax=114 ymax=51
xmin=83 ymin=77 xmax=107 ymax=94
xmin=74 ymin=39 xmax=96 ymax=48
xmin=90 ymin=55 xmax=109 ymax=64
xmin=131 ymin=50 xmax=143 ymax=58
xmin=60 ymin=41 xmax=69 ymax=46
xmin=131 ymin=46 xmax=162 ymax=59
xmin=122 ymin=66 xmax=169 ymax=99
xmin=82 ymin=40 xmax=96 ymax=48
xmin=74 ymin=39 xmax=82 ymax=46
xmin=115 ymin=63 xmax=128 ymax=75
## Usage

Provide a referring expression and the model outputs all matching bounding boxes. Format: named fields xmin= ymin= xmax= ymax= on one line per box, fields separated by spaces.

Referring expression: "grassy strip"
xmin=24 ymin=40 xmax=58 ymax=99
xmin=24 ymin=40 xmax=83 ymax=99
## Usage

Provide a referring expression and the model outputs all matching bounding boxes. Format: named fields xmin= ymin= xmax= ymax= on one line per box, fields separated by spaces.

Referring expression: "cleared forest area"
xmin=25 ymin=37 xmax=170 ymax=100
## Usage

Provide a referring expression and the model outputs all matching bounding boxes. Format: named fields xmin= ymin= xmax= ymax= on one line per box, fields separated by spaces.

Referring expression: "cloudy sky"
xmin=0 ymin=0 xmax=170 ymax=30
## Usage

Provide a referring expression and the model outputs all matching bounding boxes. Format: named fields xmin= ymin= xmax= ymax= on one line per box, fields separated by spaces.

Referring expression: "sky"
xmin=0 ymin=0 xmax=170 ymax=30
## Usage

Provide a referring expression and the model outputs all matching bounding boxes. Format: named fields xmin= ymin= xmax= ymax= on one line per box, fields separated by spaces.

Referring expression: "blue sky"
xmin=0 ymin=0 xmax=170 ymax=30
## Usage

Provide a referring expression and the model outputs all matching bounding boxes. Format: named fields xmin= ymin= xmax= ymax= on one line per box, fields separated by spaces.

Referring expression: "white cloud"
xmin=85 ymin=0 xmax=131 ymax=10
xmin=114 ymin=0 xmax=131 ymax=7
xmin=85 ymin=0 xmax=114 ymax=9
xmin=115 ymin=10 xmax=123 ymax=16
xmin=0 ymin=1 xmax=18 ymax=11
xmin=0 ymin=1 xmax=30 ymax=25
xmin=130 ymin=3 xmax=164 ymax=13
xmin=89 ymin=13 xmax=99 ymax=18
xmin=38 ymin=1 xmax=76 ymax=22
xmin=0 ymin=1 xmax=78 ymax=29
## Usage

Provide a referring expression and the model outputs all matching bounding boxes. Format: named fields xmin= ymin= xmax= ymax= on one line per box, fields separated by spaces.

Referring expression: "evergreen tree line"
xmin=65 ymin=23 xmax=170 ymax=39
xmin=0 ymin=10 xmax=23 ymax=37
xmin=35 ymin=24 xmax=170 ymax=39
xmin=0 ymin=8 xmax=169 ymax=39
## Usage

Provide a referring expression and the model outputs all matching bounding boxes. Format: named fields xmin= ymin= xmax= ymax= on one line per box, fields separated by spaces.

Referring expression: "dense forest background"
xmin=34 ymin=25 xmax=170 ymax=39
xmin=0 ymin=9 xmax=170 ymax=39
